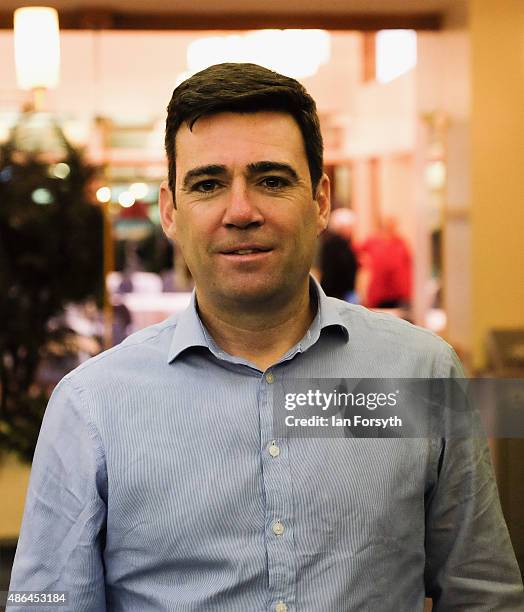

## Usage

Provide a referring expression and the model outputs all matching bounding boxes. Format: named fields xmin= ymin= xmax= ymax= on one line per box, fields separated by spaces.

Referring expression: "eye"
xmin=193 ymin=179 xmax=221 ymax=194
xmin=260 ymin=176 xmax=289 ymax=190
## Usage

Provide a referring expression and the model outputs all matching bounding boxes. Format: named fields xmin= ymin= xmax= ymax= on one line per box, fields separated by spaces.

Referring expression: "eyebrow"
xmin=246 ymin=161 xmax=299 ymax=183
xmin=181 ymin=161 xmax=300 ymax=191
xmin=182 ymin=165 xmax=227 ymax=191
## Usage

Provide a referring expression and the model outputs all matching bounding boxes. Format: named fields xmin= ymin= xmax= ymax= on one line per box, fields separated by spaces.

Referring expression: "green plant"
xmin=0 ymin=125 xmax=104 ymax=462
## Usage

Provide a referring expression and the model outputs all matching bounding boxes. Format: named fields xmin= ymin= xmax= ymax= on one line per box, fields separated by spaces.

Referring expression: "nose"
xmin=222 ymin=179 xmax=264 ymax=229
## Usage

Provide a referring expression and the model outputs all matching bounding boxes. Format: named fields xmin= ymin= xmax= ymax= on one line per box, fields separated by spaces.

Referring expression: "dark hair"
xmin=164 ymin=63 xmax=323 ymax=196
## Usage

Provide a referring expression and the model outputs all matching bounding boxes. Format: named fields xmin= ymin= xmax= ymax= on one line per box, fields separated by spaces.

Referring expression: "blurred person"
xmin=360 ymin=215 xmax=412 ymax=309
xmin=9 ymin=63 xmax=523 ymax=611
xmin=320 ymin=207 xmax=359 ymax=302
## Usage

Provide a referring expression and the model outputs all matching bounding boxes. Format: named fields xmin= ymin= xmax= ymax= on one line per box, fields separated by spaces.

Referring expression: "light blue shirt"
xmin=9 ymin=281 xmax=523 ymax=611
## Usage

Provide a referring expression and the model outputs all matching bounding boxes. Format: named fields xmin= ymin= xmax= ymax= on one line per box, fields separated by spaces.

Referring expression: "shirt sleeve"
xmin=424 ymin=345 xmax=524 ymax=610
xmin=8 ymin=378 xmax=107 ymax=612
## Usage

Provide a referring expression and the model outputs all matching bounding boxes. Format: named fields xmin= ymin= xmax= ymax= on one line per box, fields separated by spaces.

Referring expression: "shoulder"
xmin=63 ymin=313 xmax=180 ymax=387
xmin=328 ymin=298 xmax=461 ymax=377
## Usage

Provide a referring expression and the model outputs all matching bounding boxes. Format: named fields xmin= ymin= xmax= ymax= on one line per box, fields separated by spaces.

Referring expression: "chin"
xmin=227 ymin=285 xmax=277 ymax=303
xmin=217 ymin=279 xmax=278 ymax=304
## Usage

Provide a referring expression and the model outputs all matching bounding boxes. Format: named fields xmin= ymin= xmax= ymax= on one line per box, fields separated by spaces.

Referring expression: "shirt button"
xmin=272 ymin=520 xmax=285 ymax=536
xmin=265 ymin=371 xmax=275 ymax=384
xmin=268 ymin=441 xmax=280 ymax=458
xmin=275 ymin=602 xmax=288 ymax=612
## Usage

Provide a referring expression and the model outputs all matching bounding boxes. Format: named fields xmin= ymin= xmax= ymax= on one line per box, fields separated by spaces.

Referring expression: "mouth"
xmin=218 ymin=245 xmax=274 ymax=263
xmin=219 ymin=245 xmax=273 ymax=256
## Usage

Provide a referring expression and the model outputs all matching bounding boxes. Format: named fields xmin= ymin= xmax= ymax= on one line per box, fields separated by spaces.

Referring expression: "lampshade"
xmin=14 ymin=6 xmax=60 ymax=90
xmin=186 ymin=30 xmax=331 ymax=80
xmin=375 ymin=30 xmax=417 ymax=84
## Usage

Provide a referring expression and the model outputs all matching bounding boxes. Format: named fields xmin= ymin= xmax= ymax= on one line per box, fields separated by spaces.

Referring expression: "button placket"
xmin=258 ymin=366 xmax=296 ymax=609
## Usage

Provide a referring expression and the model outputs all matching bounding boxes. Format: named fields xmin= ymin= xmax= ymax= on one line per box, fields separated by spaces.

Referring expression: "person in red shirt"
xmin=360 ymin=216 xmax=412 ymax=308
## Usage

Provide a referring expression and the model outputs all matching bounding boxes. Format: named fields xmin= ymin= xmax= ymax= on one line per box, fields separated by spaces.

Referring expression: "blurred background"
xmin=0 ymin=0 xmax=522 ymax=597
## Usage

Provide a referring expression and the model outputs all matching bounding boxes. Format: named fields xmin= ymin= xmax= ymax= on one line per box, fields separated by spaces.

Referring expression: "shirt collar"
xmin=167 ymin=291 xmax=209 ymax=363
xmin=167 ymin=276 xmax=349 ymax=364
xmin=312 ymin=275 xmax=350 ymax=341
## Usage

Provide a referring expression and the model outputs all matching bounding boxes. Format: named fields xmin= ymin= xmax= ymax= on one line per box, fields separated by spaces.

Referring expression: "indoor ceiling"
xmin=0 ymin=0 xmax=460 ymax=12
xmin=0 ymin=0 xmax=467 ymax=30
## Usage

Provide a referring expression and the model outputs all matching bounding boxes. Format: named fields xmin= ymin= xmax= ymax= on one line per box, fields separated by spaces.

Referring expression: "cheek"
xmin=297 ymin=215 xmax=321 ymax=259
xmin=175 ymin=213 xmax=214 ymax=261
xmin=297 ymin=211 xmax=320 ymax=243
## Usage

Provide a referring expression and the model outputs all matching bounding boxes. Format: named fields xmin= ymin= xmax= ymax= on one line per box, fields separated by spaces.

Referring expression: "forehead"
xmin=174 ymin=111 xmax=308 ymax=173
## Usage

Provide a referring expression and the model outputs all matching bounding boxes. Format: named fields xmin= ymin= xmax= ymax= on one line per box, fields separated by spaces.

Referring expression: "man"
xmin=9 ymin=63 xmax=523 ymax=611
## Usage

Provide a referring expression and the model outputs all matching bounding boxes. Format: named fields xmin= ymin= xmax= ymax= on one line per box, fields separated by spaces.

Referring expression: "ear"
xmin=314 ymin=173 xmax=331 ymax=236
xmin=159 ymin=180 xmax=177 ymax=240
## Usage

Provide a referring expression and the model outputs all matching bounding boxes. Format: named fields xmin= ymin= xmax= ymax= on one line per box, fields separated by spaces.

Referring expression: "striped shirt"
xmin=9 ymin=280 xmax=523 ymax=611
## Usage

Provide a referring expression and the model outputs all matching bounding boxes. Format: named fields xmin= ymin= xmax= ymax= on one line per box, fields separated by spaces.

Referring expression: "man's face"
xmin=159 ymin=111 xmax=330 ymax=309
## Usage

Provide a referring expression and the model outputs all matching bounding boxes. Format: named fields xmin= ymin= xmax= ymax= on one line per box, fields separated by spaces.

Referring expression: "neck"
xmin=196 ymin=280 xmax=316 ymax=371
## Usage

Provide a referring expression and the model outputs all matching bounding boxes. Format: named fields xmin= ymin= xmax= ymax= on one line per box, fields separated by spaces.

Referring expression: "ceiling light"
xmin=14 ymin=7 xmax=61 ymax=90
